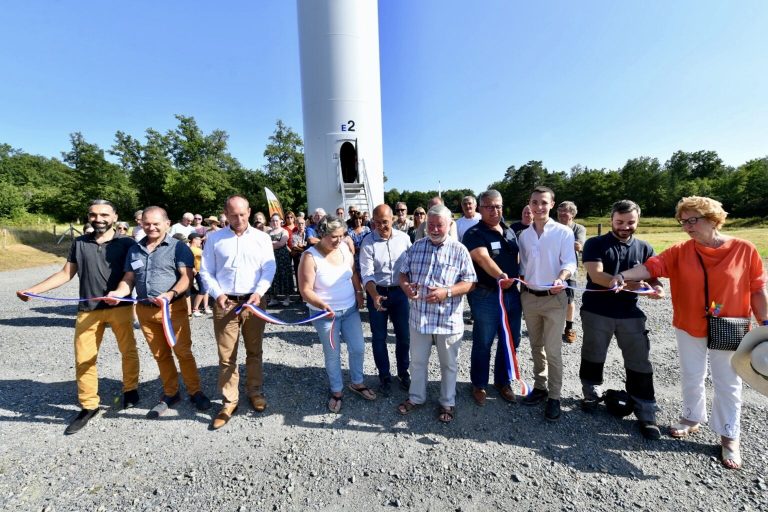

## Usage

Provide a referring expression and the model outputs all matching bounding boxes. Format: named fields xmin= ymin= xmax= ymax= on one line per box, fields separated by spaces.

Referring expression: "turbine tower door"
xmin=339 ymin=140 xmax=358 ymax=183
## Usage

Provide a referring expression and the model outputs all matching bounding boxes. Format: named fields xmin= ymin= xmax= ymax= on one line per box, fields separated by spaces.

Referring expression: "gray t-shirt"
xmin=67 ymin=233 xmax=136 ymax=312
xmin=124 ymin=234 xmax=194 ymax=299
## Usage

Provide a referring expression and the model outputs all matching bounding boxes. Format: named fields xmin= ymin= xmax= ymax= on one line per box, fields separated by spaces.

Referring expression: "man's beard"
xmin=91 ymin=221 xmax=111 ymax=234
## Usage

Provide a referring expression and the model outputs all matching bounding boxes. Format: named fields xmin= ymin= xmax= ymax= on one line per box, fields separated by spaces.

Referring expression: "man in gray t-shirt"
xmin=16 ymin=200 xmax=140 ymax=435
xmin=107 ymin=206 xmax=211 ymax=418
xmin=557 ymin=201 xmax=587 ymax=344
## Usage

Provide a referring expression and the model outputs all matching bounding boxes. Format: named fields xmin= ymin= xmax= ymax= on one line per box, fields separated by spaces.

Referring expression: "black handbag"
xmin=695 ymin=251 xmax=750 ymax=351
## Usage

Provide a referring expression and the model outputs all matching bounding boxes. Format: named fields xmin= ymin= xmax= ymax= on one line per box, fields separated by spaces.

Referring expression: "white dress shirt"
xmin=200 ymin=225 xmax=276 ymax=299
xmin=456 ymin=213 xmax=482 ymax=241
xmin=518 ymin=218 xmax=577 ymax=290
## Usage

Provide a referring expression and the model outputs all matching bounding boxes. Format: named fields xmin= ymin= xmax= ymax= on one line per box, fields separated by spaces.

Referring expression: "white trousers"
xmin=675 ymin=329 xmax=742 ymax=439
xmin=408 ymin=329 xmax=463 ymax=407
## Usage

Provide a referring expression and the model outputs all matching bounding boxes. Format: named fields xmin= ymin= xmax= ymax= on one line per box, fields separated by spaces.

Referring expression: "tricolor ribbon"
xmin=496 ymin=284 xmax=531 ymax=397
xmin=234 ymin=303 xmax=337 ymax=349
xmin=507 ymin=277 xmax=655 ymax=295
xmin=20 ymin=293 xmax=177 ymax=348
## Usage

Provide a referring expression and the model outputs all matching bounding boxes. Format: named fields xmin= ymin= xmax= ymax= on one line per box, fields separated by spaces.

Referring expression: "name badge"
xmin=490 ymin=241 xmax=501 ymax=250
xmin=131 ymin=259 xmax=144 ymax=270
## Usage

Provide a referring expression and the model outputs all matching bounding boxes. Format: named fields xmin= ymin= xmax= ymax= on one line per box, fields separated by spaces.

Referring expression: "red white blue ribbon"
xmin=510 ymin=277 xmax=655 ymax=294
xmin=20 ymin=293 xmax=177 ymax=348
xmin=234 ymin=303 xmax=337 ymax=349
xmin=497 ymin=286 xmax=531 ymax=397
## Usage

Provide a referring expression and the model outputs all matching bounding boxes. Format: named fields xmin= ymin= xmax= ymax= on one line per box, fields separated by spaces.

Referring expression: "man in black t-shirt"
xmin=463 ymin=189 xmax=522 ymax=406
xmin=17 ymin=200 xmax=139 ymax=435
xmin=579 ymin=199 xmax=664 ymax=440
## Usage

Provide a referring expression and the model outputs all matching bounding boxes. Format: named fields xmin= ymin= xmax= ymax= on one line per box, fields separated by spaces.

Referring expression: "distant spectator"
xmin=408 ymin=207 xmax=426 ymax=242
xmin=557 ymin=201 xmax=587 ymax=344
xmin=192 ymin=214 xmax=206 ymax=235
xmin=170 ymin=212 xmax=196 ymax=239
xmin=266 ymin=214 xmax=293 ymax=307
xmin=393 ymin=202 xmax=413 ymax=233
xmin=205 ymin=215 xmax=221 ymax=232
xmin=456 ymin=195 xmax=481 ymax=241
xmin=509 ymin=205 xmax=533 ymax=238
xmin=132 ymin=210 xmax=145 ymax=240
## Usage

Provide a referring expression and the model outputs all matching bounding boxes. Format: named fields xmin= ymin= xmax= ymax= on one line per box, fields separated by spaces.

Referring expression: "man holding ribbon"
xmin=200 ymin=195 xmax=276 ymax=430
xmin=106 ymin=206 xmax=211 ymax=419
xmin=462 ymin=189 xmax=523 ymax=406
xmin=16 ymin=199 xmax=140 ymax=435
xmin=518 ymin=186 xmax=577 ymax=421
xmin=398 ymin=204 xmax=477 ymax=422
xmin=579 ymin=199 xmax=664 ymax=439
xmin=359 ymin=204 xmax=412 ymax=394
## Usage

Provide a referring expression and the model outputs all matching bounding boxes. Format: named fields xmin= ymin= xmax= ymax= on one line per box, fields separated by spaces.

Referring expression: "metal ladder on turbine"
xmin=338 ymin=159 xmax=374 ymax=215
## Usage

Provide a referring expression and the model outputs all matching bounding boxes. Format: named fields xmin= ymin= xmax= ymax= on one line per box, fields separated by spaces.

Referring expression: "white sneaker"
xmin=204 ymin=308 xmax=213 ymax=315
xmin=192 ymin=310 xmax=203 ymax=317
xmin=281 ymin=298 xmax=291 ymax=306
xmin=267 ymin=299 xmax=279 ymax=307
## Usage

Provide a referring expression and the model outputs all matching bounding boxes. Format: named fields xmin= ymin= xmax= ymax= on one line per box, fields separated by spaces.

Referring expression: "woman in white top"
xmin=298 ymin=215 xmax=376 ymax=413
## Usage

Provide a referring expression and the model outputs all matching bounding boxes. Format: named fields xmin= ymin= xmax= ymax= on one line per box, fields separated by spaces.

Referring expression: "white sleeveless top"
xmin=306 ymin=243 xmax=356 ymax=311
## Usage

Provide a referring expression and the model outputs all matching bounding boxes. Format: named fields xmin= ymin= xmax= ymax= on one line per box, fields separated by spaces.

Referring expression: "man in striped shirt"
xmin=398 ymin=205 xmax=477 ymax=423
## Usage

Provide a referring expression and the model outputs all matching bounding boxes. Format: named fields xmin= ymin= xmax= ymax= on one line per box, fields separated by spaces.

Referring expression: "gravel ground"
xmin=0 ymin=264 xmax=766 ymax=511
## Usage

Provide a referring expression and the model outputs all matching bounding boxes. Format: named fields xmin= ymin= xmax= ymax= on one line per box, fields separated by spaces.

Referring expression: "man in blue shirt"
xmin=107 ymin=206 xmax=211 ymax=418
xmin=359 ymin=204 xmax=412 ymax=393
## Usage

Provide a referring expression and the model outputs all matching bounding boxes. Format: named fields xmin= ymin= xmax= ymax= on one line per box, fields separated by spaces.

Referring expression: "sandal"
xmin=328 ymin=394 xmax=343 ymax=414
xmin=397 ymin=399 xmax=420 ymax=416
xmin=721 ymin=443 xmax=742 ymax=470
xmin=669 ymin=421 xmax=700 ymax=438
xmin=438 ymin=406 xmax=455 ymax=423
xmin=348 ymin=384 xmax=376 ymax=401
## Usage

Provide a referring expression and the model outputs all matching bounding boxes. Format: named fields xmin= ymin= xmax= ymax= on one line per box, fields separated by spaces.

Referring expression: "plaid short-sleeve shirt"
xmin=400 ymin=237 xmax=477 ymax=334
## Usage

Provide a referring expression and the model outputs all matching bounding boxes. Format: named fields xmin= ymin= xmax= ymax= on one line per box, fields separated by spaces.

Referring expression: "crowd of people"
xmin=15 ymin=189 xmax=768 ymax=472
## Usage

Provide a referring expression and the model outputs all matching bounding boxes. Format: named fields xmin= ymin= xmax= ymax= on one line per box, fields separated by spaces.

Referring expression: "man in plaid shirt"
xmin=397 ymin=204 xmax=477 ymax=423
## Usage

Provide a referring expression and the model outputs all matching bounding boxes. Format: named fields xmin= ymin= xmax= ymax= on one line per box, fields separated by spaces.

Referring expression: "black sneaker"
xmin=146 ymin=393 xmax=181 ymax=419
xmin=398 ymin=373 xmax=411 ymax=391
xmin=64 ymin=408 xmax=99 ymax=435
xmin=544 ymin=399 xmax=561 ymax=421
xmin=190 ymin=391 xmax=212 ymax=411
xmin=581 ymin=397 xmax=600 ymax=414
xmin=521 ymin=387 xmax=548 ymax=406
xmin=638 ymin=420 xmax=661 ymax=440
xmin=123 ymin=389 xmax=140 ymax=409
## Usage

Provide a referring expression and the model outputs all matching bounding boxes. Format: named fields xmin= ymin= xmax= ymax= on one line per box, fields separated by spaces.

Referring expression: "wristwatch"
xmin=169 ymin=289 xmax=179 ymax=298
xmin=446 ymin=287 xmax=452 ymax=299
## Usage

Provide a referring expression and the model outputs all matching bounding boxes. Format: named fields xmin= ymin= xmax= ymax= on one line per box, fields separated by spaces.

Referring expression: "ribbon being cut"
xmin=21 ymin=292 xmax=178 ymax=348
xmin=233 ymin=303 xmax=337 ymax=348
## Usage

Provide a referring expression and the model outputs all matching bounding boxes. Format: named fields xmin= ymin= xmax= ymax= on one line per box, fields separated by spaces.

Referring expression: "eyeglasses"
xmin=395 ymin=209 xmax=406 ymax=212
xmin=414 ymin=212 xmax=425 ymax=216
xmin=481 ymin=205 xmax=503 ymax=210
xmin=678 ymin=216 xmax=705 ymax=226
xmin=194 ymin=217 xmax=202 ymax=220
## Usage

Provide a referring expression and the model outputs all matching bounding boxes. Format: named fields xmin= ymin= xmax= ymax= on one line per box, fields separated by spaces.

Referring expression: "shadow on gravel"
xmin=30 ymin=305 xmax=78 ymax=317
xmin=230 ymin=362 xmax=719 ymax=481
xmin=0 ymin=316 xmax=75 ymax=328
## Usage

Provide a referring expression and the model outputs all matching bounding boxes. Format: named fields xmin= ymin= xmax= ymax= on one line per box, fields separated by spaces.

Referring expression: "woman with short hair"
xmin=298 ymin=215 xmax=376 ymax=413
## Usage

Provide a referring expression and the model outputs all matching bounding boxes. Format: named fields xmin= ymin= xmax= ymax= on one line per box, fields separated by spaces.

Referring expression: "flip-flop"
xmin=438 ymin=406 xmax=455 ymax=423
xmin=348 ymin=384 xmax=376 ymax=401
xmin=328 ymin=394 xmax=343 ymax=414
xmin=669 ymin=422 xmax=700 ymax=438
xmin=397 ymin=399 xmax=420 ymax=415
xmin=721 ymin=445 xmax=742 ymax=470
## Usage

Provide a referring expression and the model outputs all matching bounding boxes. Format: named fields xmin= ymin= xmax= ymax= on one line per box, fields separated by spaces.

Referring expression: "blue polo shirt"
xmin=581 ymin=233 xmax=655 ymax=318
xmin=124 ymin=234 xmax=194 ymax=299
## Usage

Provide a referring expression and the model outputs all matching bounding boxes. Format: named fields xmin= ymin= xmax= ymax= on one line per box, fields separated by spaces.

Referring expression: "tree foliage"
xmin=2 ymin=118 xmax=766 ymax=223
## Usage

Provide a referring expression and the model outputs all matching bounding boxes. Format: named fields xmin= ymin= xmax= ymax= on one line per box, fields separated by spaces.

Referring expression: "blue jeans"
xmin=311 ymin=305 xmax=365 ymax=394
xmin=366 ymin=286 xmax=410 ymax=381
xmin=468 ymin=286 xmax=522 ymax=389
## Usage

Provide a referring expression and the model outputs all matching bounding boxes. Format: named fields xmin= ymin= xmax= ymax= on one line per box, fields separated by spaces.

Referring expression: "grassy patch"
xmin=0 ymin=226 xmax=71 ymax=271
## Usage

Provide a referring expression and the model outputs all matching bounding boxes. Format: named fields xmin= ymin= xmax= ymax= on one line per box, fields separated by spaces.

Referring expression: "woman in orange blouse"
xmin=612 ymin=196 xmax=767 ymax=470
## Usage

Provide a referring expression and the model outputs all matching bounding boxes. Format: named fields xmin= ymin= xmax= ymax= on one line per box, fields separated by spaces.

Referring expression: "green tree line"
xmin=0 ymin=116 xmax=305 ymax=222
xmin=2 ymin=114 xmax=766 ymax=222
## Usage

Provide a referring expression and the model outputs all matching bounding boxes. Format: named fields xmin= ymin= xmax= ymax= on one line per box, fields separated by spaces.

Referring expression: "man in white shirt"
xmin=517 ymin=186 xmax=577 ymax=421
xmin=455 ymin=195 xmax=482 ymax=241
xmin=169 ymin=212 xmax=196 ymax=239
xmin=200 ymin=195 xmax=276 ymax=430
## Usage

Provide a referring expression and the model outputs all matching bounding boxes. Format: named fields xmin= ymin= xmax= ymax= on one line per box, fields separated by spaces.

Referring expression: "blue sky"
xmin=1 ymin=1 xmax=766 ymax=194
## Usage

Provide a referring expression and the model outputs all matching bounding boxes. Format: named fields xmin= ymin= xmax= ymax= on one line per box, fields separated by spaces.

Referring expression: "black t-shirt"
xmin=581 ymin=233 xmax=655 ymax=318
xmin=462 ymin=221 xmax=519 ymax=290
xmin=67 ymin=232 xmax=136 ymax=311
